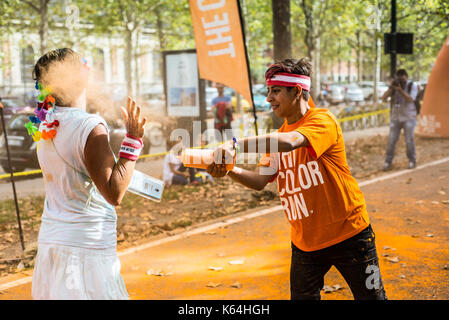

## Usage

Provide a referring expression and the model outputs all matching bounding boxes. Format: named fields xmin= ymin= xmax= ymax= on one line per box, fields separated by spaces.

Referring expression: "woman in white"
xmin=30 ymin=48 xmax=146 ymax=299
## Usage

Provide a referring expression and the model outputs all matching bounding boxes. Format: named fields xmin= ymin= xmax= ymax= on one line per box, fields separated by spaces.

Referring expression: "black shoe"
xmin=383 ymin=162 xmax=392 ymax=171
xmin=408 ymin=161 xmax=416 ymax=169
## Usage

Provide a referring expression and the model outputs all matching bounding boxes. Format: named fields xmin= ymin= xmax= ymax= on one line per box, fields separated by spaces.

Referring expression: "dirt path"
xmin=1 ymin=159 xmax=448 ymax=300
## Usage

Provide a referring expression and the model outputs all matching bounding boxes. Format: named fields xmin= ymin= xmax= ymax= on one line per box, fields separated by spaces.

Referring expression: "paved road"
xmin=1 ymin=157 xmax=447 ymax=300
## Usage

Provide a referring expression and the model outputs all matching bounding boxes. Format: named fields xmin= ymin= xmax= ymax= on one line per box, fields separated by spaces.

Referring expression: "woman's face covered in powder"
xmin=40 ymin=53 xmax=89 ymax=108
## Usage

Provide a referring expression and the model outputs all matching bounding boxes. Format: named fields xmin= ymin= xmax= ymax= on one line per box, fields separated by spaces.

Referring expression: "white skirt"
xmin=32 ymin=243 xmax=129 ymax=300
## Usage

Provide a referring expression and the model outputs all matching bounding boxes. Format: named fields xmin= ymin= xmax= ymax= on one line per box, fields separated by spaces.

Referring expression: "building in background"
xmin=0 ymin=31 xmax=163 ymax=106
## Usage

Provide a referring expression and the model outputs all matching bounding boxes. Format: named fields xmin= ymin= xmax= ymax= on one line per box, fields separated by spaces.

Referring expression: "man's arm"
xmin=207 ymin=164 xmax=274 ymax=191
xmin=238 ymin=131 xmax=309 ymax=154
xmin=393 ymin=85 xmax=413 ymax=103
xmin=381 ymin=87 xmax=392 ymax=102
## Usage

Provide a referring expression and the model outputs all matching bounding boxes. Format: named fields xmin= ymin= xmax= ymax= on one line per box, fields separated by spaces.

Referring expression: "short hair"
xmin=265 ymin=58 xmax=312 ymax=102
xmin=396 ymin=69 xmax=408 ymax=77
xmin=32 ymin=48 xmax=77 ymax=82
xmin=32 ymin=48 xmax=80 ymax=106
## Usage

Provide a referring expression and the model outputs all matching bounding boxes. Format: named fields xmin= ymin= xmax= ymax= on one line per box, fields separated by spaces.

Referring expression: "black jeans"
xmin=290 ymin=225 xmax=387 ymax=300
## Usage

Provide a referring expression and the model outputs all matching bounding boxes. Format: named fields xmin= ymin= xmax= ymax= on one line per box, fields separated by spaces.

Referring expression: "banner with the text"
xmin=189 ymin=0 xmax=252 ymax=107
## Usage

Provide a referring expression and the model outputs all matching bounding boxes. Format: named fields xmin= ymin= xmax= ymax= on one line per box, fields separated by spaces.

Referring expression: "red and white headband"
xmin=266 ymin=72 xmax=311 ymax=91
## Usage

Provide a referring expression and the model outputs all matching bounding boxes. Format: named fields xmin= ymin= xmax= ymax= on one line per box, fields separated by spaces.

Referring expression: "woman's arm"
xmin=84 ymin=97 xmax=146 ymax=206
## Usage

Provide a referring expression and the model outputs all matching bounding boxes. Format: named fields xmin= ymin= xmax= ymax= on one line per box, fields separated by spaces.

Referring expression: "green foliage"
xmin=0 ymin=0 xmax=447 ymax=83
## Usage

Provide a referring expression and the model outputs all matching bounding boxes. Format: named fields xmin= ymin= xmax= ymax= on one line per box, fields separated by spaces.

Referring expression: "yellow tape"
xmin=337 ymin=108 xmax=389 ymax=123
xmin=0 ymin=109 xmax=389 ymax=180
xmin=0 ymin=169 xmax=43 ymax=180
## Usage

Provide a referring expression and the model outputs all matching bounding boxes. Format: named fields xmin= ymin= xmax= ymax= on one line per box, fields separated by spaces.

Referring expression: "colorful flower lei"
xmin=24 ymin=82 xmax=59 ymax=141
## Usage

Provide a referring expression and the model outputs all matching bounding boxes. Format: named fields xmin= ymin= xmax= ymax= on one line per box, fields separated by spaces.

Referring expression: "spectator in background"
xmin=163 ymin=137 xmax=197 ymax=186
xmin=211 ymin=83 xmax=233 ymax=142
xmin=382 ymin=69 xmax=418 ymax=171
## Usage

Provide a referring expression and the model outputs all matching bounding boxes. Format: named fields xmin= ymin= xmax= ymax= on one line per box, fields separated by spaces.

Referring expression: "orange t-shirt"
xmin=259 ymin=107 xmax=370 ymax=252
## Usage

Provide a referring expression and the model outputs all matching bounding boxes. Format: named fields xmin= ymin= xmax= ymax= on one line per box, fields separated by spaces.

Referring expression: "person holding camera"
xmin=382 ymin=69 xmax=419 ymax=171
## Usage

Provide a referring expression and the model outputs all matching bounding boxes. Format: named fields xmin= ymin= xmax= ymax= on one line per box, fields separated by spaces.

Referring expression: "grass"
xmin=0 ymin=196 xmax=45 ymax=224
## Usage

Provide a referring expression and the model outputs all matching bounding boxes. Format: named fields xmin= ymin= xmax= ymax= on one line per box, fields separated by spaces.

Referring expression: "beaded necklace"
xmin=24 ymin=82 xmax=59 ymax=141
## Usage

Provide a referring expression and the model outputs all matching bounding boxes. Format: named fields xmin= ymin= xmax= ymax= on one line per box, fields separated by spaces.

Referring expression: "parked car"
xmin=205 ymin=87 xmax=217 ymax=111
xmin=252 ymin=86 xmax=271 ymax=111
xmin=0 ymin=97 xmax=32 ymax=125
xmin=0 ymin=112 xmax=39 ymax=173
xmin=206 ymin=87 xmax=251 ymax=112
xmin=343 ymin=84 xmax=364 ymax=103
xmin=328 ymin=84 xmax=345 ymax=105
xmin=359 ymin=81 xmax=389 ymax=101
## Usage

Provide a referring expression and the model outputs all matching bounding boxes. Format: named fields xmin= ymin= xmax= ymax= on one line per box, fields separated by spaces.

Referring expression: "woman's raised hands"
xmin=120 ymin=97 xmax=147 ymax=138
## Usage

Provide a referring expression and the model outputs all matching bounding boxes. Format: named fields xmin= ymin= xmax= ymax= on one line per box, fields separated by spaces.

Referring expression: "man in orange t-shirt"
xmin=207 ymin=58 xmax=386 ymax=300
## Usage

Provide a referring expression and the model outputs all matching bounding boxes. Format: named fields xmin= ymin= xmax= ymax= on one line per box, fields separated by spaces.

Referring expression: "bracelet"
xmin=119 ymin=133 xmax=143 ymax=161
xmin=232 ymin=137 xmax=240 ymax=154
xmin=227 ymin=166 xmax=243 ymax=176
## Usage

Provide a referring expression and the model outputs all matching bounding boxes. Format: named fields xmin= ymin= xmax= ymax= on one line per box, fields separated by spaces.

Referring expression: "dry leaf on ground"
xmin=322 ymin=284 xmax=343 ymax=293
xmin=206 ymin=282 xmax=222 ymax=288
xmin=208 ymin=266 xmax=223 ymax=271
xmin=146 ymin=269 xmax=172 ymax=276
xmin=386 ymin=256 xmax=399 ymax=263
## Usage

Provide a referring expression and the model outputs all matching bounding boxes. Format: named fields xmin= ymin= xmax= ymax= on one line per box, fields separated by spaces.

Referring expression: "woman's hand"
xmin=121 ymin=97 xmax=147 ymax=138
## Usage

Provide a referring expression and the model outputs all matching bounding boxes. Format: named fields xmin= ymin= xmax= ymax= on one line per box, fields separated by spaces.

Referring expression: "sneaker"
xmin=383 ymin=162 xmax=392 ymax=171
xmin=408 ymin=161 xmax=416 ymax=169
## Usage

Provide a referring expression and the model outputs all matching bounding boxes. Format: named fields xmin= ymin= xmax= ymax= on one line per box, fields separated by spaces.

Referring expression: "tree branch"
xmin=21 ymin=0 xmax=39 ymax=12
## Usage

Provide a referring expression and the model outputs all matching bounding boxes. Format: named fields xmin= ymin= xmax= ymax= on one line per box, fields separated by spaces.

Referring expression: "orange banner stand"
xmin=416 ymin=35 xmax=449 ymax=138
xmin=189 ymin=0 xmax=253 ymax=108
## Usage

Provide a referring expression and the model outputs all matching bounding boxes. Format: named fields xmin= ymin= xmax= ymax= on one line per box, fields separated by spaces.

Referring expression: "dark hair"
xmin=265 ymin=58 xmax=312 ymax=102
xmin=32 ymin=48 xmax=76 ymax=82
xmin=396 ymin=69 xmax=408 ymax=77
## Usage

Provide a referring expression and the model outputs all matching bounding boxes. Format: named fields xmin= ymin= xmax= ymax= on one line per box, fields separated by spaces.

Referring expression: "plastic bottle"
xmin=180 ymin=148 xmax=235 ymax=170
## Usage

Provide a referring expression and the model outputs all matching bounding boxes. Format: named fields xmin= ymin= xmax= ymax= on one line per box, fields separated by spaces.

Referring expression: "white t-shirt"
xmin=37 ymin=106 xmax=117 ymax=249
xmin=163 ymin=152 xmax=182 ymax=185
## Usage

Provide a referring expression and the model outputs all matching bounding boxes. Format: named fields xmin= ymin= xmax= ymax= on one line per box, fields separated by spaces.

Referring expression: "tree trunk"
xmin=347 ymin=58 xmax=351 ymax=82
xmin=134 ymin=29 xmax=141 ymax=98
xmin=373 ymin=4 xmax=381 ymax=103
xmin=272 ymin=0 xmax=291 ymax=61
xmin=338 ymin=41 xmax=341 ymax=83
xmin=155 ymin=6 xmax=166 ymax=84
xmin=39 ymin=0 xmax=48 ymax=54
xmin=312 ymin=37 xmax=320 ymax=101
xmin=356 ymin=31 xmax=361 ymax=82
xmin=125 ymin=28 xmax=133 ymax=97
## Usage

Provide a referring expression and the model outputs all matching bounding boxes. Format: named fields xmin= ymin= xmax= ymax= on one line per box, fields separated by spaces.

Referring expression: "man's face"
xmin=217 ymin=86 xmax=224 ymax=95
xmin=266 ymin=85 xmax=297 ymax=118
xmin=398 ymin=74 xmax=408 ymax=85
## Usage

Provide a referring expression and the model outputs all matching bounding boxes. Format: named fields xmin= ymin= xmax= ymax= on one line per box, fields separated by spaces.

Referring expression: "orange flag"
xmin=189 ymin=0 xmax=252 ymax=107
xmin=416 ymin=35 xmax=449 ymax=138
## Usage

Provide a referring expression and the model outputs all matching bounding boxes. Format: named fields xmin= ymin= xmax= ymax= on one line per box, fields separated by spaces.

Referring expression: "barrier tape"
xmin=0 ymin=142 xmax=224 ymax=180
xmin=337 ymin=108 xmax=389 ymax=123
xmin=0 ymin=109 xmax=390 ymax=180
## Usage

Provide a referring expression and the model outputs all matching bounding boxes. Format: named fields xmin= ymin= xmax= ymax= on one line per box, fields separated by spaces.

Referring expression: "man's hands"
xmin=121 ymin=97 xmax=147 ymax=138
xmin=207 ymin=140 xmax=236 ymax=178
